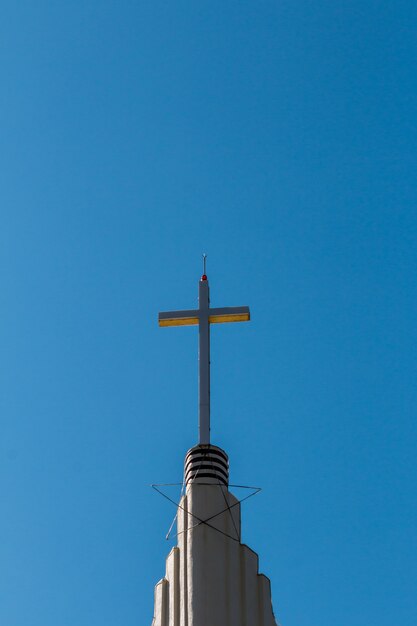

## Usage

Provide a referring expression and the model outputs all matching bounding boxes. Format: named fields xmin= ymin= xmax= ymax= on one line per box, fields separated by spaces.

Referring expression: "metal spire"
xmin=158 ymin=262 xmax=250 ymax=445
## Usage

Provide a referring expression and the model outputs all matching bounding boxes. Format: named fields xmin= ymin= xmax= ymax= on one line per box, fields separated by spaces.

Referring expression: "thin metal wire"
xmin=164 ymin=450 xmax=209 ymax=540
xmin=172 ymin=488 xmax=261 ymax=542
xmin=165 ymin=513 xmax=178 ymax=541
xmin=151 ymin=482 xmax=261 ymax=543
xmin=150 ymin=482 xmax=261 ymax=490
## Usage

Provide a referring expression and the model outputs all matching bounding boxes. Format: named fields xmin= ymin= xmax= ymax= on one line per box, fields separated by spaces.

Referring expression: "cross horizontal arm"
xmin=159 ymin=306 xmax=250 ymax=327
xmin=208 ymin=306 xmax=250 ymax=324
xmin=159 ymin=309 xmax=200 ymax=327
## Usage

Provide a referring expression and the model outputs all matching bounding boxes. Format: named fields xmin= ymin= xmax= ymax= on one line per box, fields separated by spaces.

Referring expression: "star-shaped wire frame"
xmin=151 ymin=482 xmax=262 ymax=543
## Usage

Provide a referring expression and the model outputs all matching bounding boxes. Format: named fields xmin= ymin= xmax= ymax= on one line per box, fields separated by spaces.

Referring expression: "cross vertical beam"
xmin=198 ymin=277 xmax=210 ymax=444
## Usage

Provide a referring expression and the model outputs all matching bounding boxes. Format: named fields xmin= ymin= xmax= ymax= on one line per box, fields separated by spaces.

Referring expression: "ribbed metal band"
xmin=184 ymin=445 xmax=229 ymax=486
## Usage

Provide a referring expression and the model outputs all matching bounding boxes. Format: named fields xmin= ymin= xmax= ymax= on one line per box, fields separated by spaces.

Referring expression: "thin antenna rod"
xmin=202 ymin=253 xmax=207 ymax=276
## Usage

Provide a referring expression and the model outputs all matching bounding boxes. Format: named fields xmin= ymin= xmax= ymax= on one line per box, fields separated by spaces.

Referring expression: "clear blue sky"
xmin=1 ymin=2 xmax=416 ymax=625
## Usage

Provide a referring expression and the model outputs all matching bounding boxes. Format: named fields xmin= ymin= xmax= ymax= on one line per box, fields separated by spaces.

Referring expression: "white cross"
xmin=159 ymin=265 xmax=250 ymax=445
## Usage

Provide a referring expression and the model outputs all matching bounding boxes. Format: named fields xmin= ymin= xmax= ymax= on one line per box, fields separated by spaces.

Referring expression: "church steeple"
xmin=151 ymin=266 xmax=278 ymax=626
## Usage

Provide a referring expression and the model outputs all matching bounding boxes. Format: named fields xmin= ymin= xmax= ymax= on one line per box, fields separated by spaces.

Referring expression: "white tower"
xmin=152 ymin=266 xmax=278 ymax=626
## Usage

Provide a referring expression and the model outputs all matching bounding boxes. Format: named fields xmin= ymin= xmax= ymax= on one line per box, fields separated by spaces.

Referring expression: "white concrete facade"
xmin=151 ymin=457 xmax=278 ymax=626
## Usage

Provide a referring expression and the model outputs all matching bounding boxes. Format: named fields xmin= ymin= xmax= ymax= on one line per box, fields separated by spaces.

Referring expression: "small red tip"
xmin=201 ymin=274 xmax=207 ymax=281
